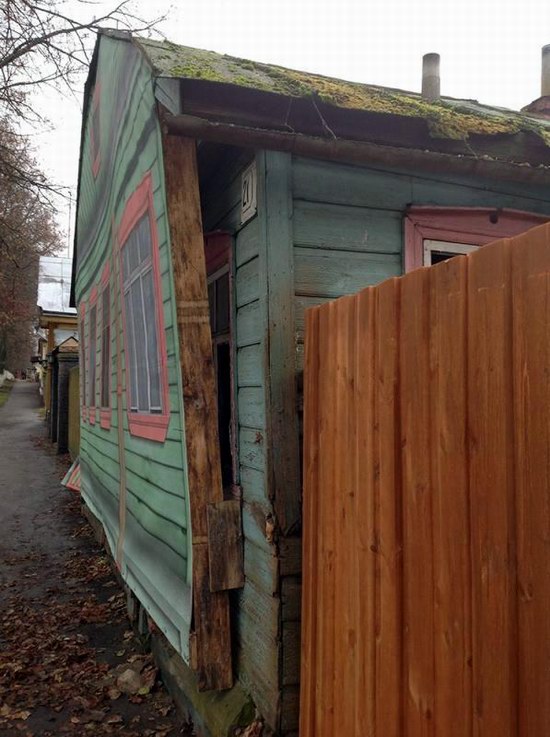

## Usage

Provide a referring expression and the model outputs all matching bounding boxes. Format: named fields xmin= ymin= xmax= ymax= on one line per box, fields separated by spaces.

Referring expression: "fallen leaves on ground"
xmin=0 ymin=494 xmax=192 ymax=737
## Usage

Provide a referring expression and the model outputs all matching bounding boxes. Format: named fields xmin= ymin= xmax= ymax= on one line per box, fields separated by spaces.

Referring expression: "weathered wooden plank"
xmin=235 ymin=256 xmax=260 ymax=307
xmin=207 ymin=500 xmax=244 ymax=591
xmin=235 ymin=216 xmax=260 ymax=268
xmin=468 ymin=238 xmax=517 ymax=736
xmin=238 ymin=387 xmax=266 ymax=429
xmin=162 ymin=133 xmax=231 ymax=691
xmin=281 ymin=576 xmax=301 ymax=622
xmin=430 ymin=255 xmax=471 ymax=736
xmin=236 ymin=300 xmax=262 ymax=347
xmin=292 ymin=156 xmax=412 ymax=210
xmin=294 ymin=200 xmax=402 ymax=253
xmin=400 ymin=266 xmax=434 ymax=736
xmin=279 ymin=536 xmax=302 ymax=576
xmin=294 ymin=247 xmax=401 ymax=299
xmin=282 ymin=621 xmax=301 ymax=686
xmin=374 ymin=277 xmax=401 ymax=737
xmin=237 ymin=344 xmax=263 ymax=388
xmin=238 ymin=427 xmax=266 ymax=471
xmin=239 ymin=465 xmax=270 ymax=512
xmin=511 ymin=225 xmax=550 ymax=736
xmin=261 ymin=151 xmax=301 ymax=534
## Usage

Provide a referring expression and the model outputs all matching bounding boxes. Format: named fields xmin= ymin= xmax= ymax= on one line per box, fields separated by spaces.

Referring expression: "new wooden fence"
xmin=301 ymin=223 xmax=550 ymax=737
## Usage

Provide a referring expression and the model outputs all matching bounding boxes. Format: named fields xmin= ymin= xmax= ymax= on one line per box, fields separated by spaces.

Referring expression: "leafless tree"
xmin=0 ymin=1 xmax=165 ymax=370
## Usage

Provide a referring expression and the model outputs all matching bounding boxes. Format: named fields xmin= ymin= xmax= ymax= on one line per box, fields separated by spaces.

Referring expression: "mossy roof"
xmin=136 ymin=37 xmax=550 ymax=145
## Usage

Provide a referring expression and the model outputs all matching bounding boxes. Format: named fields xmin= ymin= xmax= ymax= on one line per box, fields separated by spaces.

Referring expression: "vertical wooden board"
xmin=353 ymin=288 xmax=376 ymax=737
xmin=314 ymin=300 xmax=338 ymax=737
xmin=467 ymin=239 xmax=517 ymax=736
xmin=400 ymin=266 xmax=434 ymax=736
xmin=207 ymin=500 xmax=244 ymax=591
xmin=332 ymin=296 xmax=358 ymax=736
xmin=263 ymin=151 xmax=301 ymax=534
xmin=162 ymin=133 xmax=231 ymax=691
xmin=429 ymin=256 xmax=472 ymax=736
xmin=511 ymin=224 xmax=550 ymax=735
xmin=374 ymin=277 xmax=402 ymax=737
xmin=300 ymin=305 xmax=320 ymax=737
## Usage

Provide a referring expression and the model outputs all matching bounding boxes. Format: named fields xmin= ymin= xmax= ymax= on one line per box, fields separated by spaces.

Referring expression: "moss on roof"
xmin=136 ymin=37 xmax=550 ymax=145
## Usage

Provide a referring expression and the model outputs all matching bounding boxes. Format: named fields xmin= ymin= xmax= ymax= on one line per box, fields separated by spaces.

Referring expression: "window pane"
xmin=80 ymin=315 xmax=86 ymax=405
xmin=136 ymin=214 xmax=151 ymax=265
xmin=101 ymin=287 xmax=110 ymax=408
xmin=88 ymin=306 xmax=97 ymax=406
xmin=142 ymin=269 xmax=161 ymax=411
xmin=130 ymin=280 xmax=149 ymax=412
xmin=125 ymin=291 xmax=138 ymax=411
xmin=127 ymin=229 xmax=140 ymax=276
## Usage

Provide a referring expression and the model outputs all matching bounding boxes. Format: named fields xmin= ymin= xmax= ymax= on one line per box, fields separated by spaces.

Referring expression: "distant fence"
xmin=301 ymin=223 xmax=550 ymax=737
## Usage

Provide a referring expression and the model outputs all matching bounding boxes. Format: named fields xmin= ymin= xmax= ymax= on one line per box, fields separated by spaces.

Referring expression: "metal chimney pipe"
xmin=422 ymin=53 xmax=440 ymax=102
xmin=542 ymin=45 xmax=550 ymax=97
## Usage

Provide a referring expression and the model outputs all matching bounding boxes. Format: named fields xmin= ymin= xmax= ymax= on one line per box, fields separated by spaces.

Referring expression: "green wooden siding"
xmin=75 ymin=35 xmax=192 ymax=661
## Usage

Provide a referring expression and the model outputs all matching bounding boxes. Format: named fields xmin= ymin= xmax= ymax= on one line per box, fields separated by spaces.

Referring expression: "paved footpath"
xmin=0 ymin=382 xmax=191 ymax=736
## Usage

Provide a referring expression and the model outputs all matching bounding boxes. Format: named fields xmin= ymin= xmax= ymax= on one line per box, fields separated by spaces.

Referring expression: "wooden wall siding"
xmin=75 ymin=35 xmax=192 ymax=660
xmin=301 ymin=223 xmax=550 ymax=737
xmin=200 ymin=150 xmax=282 ymax=727
xmin=291 ymin=155 xmax=550 ymax=370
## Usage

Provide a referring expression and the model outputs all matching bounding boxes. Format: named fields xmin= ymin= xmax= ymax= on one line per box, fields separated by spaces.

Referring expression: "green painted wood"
xmin=237 ymin=345 xmax=263 ymax=387
xmin=235 ymin=256 xmax=260 ymax=307
xmin=239 ymin=466 xmax=271 ymax=513
xmin=260 ymin=150 xmax=301 ymax=535
xmin=294 ymin=247 xmax=401 ymax=298
xmin=236 ymin=217 xmax=260 ymax=267
xmin=238 ymin=387 xmax=266 ymax=430
xmin=75 ymin=34 xmax=192 ymax=665
xmin=236 ymin=301 xmax=262 ymax=347
xmin=294 ymin=200 xmax=401 ymax=253
xmin=239 ymin=427 xmax=266 ymax=471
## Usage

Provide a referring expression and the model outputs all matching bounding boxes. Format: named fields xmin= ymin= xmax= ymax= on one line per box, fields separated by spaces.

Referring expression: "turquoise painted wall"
xmin=201 ymin=151 xmax=281 ymax=728
xmin=75 ymin=35 xmax=192 ymax=660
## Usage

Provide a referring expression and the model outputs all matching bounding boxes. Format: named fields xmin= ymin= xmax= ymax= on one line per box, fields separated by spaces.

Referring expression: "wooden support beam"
xmin=161 ymin=132 xmax=232 ymax=692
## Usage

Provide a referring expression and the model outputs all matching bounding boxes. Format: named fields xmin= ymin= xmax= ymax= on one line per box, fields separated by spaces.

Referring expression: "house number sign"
xmin=241 ymin=161 xmax=257 ymax=224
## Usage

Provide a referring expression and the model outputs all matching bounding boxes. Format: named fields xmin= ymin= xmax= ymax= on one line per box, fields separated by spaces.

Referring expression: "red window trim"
xmin=88 ymin=286 xmax=98 ymax=425
xmin=404 ymin=206 xmax=550 ymax=271
xmin=79 ymin=302 xmax=87 ymax=423
xmin=100 ymin=262 xmax=112 ymax=430
xmin=118 ymin=171 xmax=170 ymax=443
xmin=90 ymin=83 xmax=101 ymax=179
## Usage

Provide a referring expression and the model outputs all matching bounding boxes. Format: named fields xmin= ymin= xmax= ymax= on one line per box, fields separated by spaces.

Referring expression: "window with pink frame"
xmin=88 ymin=287 xmax=98 ymax=425
xmin=118 ymin=172 xmax=170 ymax=443
xmin=99 ymin=263 xmax=112 ymax=430
xmin=79 ymin=302 xmax=87 ymax=423
xmin=404 ymin=207 xmax=550 ymax=272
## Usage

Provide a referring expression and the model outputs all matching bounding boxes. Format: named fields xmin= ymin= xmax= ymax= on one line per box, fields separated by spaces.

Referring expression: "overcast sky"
xmin=35 ymin=0 xmax=550 ymax=254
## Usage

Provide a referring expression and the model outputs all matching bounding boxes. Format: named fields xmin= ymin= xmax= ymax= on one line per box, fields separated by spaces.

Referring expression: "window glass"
xmin=88 ymin=305 xmax=97 ymax=406
xmin=80 ymin=312 xmax=86 ymax=406
xmin=122 ymin=212 xmax=163 ymax=416
xmin=101 ymin=286 xmax=110 ymax=408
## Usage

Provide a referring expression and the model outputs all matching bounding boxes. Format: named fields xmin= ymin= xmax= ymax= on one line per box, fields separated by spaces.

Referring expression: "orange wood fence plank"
xmin=468 ymin=239 xmax=517 ymax=737
xmin=430 ymin=256 xmax=472 ymax=737
xmin=353 ymin=289 xmax=376 ymax=736
xmin=300 ymin=305 xmax=321 ymax=737
xmin=374 ymin=277 xmax=402 ymax=737
xmin=400 ymin=266 xmax=435 ymax=737
xmin=511 ymin=226 xmax=550 ymax=735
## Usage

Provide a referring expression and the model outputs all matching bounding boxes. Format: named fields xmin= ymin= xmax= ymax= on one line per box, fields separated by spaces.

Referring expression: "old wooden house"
xmin=72 ymin=31 xmax=550 ymax=735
